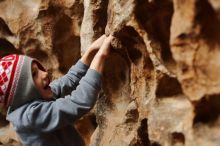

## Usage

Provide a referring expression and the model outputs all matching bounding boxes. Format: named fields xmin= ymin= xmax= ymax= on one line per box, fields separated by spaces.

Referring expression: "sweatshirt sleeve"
xmin=50 ymin=60 xmax=89 ymax=98
xmin=24 ymin=69 xmax=101 ymax=132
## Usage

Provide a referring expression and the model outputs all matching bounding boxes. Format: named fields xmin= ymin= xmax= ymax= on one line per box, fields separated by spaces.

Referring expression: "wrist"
xmin=80 ymin=49 xmax=96 ymax=65
xmin=90 ymin=54 xmax=106 ymax=74
xmin=95 ymin=52 xmax=108 ymax=60
xmin=87 ymin=46 xmax=98 ymax=54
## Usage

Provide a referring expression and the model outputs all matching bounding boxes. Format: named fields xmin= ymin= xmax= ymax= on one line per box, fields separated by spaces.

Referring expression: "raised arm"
xmin=80 ymin=34 xmax=106 ymax=66
xmin=13 ymin=35 xmax=114 ymax=132
xmin=50 ymin=35 xmax=107 ymax=98
xmin=90 ymin=35 xmax=113 ymax=74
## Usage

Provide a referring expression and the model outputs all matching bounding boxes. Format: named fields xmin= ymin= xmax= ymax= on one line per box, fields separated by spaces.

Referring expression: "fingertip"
xmin=101 ymin=34 xmax=107 ymax=39
xmin=108 ymin=35 xmax=114 ymax=41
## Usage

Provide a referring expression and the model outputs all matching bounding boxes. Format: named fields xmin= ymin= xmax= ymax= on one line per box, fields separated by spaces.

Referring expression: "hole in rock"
xmin=171 ymin=132 xmax=185 ymax=145
xmin=93 ymin=0 xmax=108 ymax=33
xmin=53 ymin=13 xmax=81 ymax=73
xmin=0 ymin=18 xmax=13 ymax=36
xmin=137 ymin=118 xmax=151 ymax=146
xmin=114 ymin=26 xmax=151 ymax=66
xmin=151 ymin=142 xmax=162 ymax=146
xmin=193 ymin=94 xmax=220 ymax=125
xmin=103 ymin=51 xmax=129 ymax=93
xmin=156 ymin=74 xmax=182 ymax=98
xmin=135 ymin=0 xmax=175 ymax=69
xmin=0 ymin=39 xmax=20 ymax=58
xmin=26 ymin=48 xmax=49 ymax=62
xmin=195 ymin=0 xmax=220 ymax=43
xmin=75 ymin=114 xmax=98 ymax=145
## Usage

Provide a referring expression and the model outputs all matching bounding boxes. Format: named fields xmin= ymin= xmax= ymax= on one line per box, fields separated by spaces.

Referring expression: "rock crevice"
xmin=1 ymin=0 xmax=220 ymax=146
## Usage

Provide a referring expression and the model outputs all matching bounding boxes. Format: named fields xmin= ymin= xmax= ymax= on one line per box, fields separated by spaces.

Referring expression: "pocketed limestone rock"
xmin=1 ymin=0 xmax=220 ymax=146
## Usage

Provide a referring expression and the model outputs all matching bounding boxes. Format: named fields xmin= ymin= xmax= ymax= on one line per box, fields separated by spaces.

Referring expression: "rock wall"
xmin=1 ymin=0 xmax=220 ymax=146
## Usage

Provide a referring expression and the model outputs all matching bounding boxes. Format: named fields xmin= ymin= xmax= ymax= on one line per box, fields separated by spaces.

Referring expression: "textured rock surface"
xmin=1 ymin=0 xmax=220 ymax=146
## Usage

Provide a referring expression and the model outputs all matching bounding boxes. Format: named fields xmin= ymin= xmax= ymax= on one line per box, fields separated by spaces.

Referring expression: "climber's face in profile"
xmin=32 ymin=61 xmax=53 ymax=100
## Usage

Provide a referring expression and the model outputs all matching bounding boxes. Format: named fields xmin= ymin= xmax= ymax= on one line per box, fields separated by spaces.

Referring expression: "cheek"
xmin=43 ymin=88 xmax=53 ymax=99
xmin=34 ymin=78 xmax=43 ymax=92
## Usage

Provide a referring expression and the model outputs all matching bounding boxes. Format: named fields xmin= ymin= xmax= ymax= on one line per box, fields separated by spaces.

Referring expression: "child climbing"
xmin=0 ymin=34 xmax=113 ymax=146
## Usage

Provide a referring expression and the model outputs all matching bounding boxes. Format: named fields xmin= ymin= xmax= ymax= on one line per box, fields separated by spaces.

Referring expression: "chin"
xmin=46 ymin=91 xmax=53 ymax=98
xmin=41 ymin=90 xmax=53 ymax=99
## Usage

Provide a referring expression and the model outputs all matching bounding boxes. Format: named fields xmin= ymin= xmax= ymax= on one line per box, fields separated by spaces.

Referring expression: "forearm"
xmin=90 ymin=53 xmax=107 ymax=74
xmin=80 ymin=35 xmax=107 ymax=66
xmin=50 ymin=60 xmax=89 ymax=98
xmin=26 ymin=69 xmax=102 ymax=132
xmin=80 ymin=48 xmax=97 ymax=66
xmin=89 ymin=35 xmax=113 ymax=74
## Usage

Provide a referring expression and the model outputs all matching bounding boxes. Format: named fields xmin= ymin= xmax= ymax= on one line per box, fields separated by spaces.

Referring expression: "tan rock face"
xmin=1 ymin=0 xmax=220 ymax=146
xmin=170 ymin=0 xmax=220 ymax=101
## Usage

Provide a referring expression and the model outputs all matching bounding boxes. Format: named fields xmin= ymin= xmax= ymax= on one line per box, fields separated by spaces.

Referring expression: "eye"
xmin=32 ymin=70 xmax=37 ymax=78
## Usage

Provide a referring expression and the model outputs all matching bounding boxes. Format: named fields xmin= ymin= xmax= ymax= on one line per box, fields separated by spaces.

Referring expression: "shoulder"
xmin=6 ymin=100 xmax=46 ymax=127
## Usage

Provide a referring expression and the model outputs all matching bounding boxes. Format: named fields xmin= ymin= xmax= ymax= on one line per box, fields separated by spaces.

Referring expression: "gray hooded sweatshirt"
xmin=6 ymin=60 xmax=101 ymax=146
